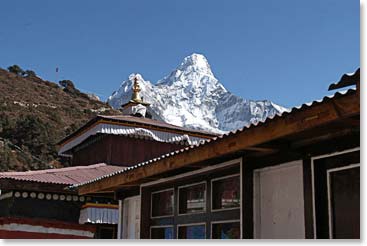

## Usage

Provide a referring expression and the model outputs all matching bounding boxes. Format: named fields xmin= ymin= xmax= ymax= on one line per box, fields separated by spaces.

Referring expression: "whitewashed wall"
xmin=253 ymin=160 xmax=305 ymax=239
xmin=122 ymin=195 xmax=141 ymax=239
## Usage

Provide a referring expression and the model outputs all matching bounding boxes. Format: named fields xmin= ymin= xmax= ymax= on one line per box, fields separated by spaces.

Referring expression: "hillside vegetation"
xmin=0 ymin=67 xmax=119 ymax=171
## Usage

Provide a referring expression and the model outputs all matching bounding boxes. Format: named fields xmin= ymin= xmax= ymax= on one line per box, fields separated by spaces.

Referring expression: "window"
xmin=178 ymin=224 xmax=206 ymax=239
xmin=212 ymin=175 xmax=240 ymax=210
xmin=144 ymin=160 xmax=242 ymax=239
xmin=150 ymin=226 xmax=173 ymax=239
xmin=178 ymin=182 xmax=206 ymax=214
xmin=212 ymin=221 xmax=240 ymax=239
xmin=151 ymin=189 xmax=174 ymax=217
xmin=95 ymin=225 xmax=117 ymax=239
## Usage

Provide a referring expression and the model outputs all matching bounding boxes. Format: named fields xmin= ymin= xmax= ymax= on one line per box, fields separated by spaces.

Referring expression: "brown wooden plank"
xmin=244 ymin=147 xmax=278 ymax=153
xmin=302 ymin=158 xmax=315 ymax=239
xmin=78 ymin=91 xmax=359 ymax=195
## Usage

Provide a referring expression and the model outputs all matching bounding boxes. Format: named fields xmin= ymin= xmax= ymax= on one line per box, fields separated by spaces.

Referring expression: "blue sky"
xmin=0 ymin=0 xmax=359 ymax=108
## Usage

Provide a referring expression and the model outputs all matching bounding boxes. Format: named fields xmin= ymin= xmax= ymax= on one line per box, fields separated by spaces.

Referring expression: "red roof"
xmin=0 ymin=164 xmax=125 ymax=185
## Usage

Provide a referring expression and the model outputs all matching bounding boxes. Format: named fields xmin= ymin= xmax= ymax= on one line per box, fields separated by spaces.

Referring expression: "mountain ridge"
xmin=108 ymin=53 xmax=288 ymax=133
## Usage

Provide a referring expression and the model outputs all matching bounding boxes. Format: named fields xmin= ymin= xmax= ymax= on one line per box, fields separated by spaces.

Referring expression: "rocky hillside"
xmin=0 ymin=68 xmax=119 ymax=171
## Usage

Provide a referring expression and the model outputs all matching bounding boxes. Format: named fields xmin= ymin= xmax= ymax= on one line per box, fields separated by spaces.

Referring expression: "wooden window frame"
xmin=326 ymin=164 xmax=360 ymax=239
xmin=210 ymin=219 xmax=241 ymax=239
xmin=150 ymin=225 xmax=174 ymax=239
xmin=176 ymin=222 xmax=206 ymax=239
xmin=150 ymin=188 xmax=175 ymax=219
xmin=311 ymin=147 xmax=360 ymax=239
xmin=177 ymin=181 xmax=207 ymax=216
xmin=211 ymin=174 xmax=241 ymax=212
xmin=141 ymin=158 xmax=243 ymax=239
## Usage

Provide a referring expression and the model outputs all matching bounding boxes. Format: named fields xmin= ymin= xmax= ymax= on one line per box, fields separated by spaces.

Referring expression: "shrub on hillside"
xmin=24 ymin=70 xmax=37 ymax=77
xmin=7 ymin=65 xmax=24 ymax=76
xmin=2 ymin=115 xmax=57 ymax=162
xmin=59 ymin=79 xmax=80 ymax=94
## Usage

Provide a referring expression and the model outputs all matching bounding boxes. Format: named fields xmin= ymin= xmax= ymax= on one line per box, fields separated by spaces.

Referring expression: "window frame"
xmin=150 ymin=225 xmax=174 ymax=239
xmin=141 ymin=158 xmax=243 ymax=239
xmin=326 ymin=164 xmax=360 ymax=239
xmin=177 ymin=181 xmax=207 ymax=216
xmin=211 ymin=174 xmax=241 ymax=212
xmin=210 ymin=219 xmax=241 ymax=239
xmin=150 ymin=188 xmax=175 ymax=219
xmin=177 ymin=222 xmax=207 ymax=239
xmin=311 ymin=147 xmax=360 ymax=239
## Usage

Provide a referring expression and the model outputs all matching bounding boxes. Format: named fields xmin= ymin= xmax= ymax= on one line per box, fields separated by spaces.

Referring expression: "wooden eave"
xmin=77 ymin=89 xmax=359 ymax=195
xmin=0 ymin=179 xmax=77 ymax=194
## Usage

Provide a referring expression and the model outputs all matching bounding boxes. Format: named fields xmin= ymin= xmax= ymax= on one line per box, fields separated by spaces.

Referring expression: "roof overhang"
xmin=58 ymin=120 xmax=211 ymax=156
xmin=58 ymin=116 xmax=217 ymax=156
xmin=328 ymin=68 xmax=360 ymax=91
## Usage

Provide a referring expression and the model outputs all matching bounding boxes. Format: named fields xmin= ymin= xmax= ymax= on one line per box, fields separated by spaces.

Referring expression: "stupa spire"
xmin=131 ymin=76 xmax=142 ymax=103
xmin=121 ymin=74 xmax=151 ymax=118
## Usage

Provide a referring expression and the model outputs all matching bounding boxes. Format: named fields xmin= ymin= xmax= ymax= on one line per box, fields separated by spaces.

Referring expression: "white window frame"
xmin=211 ymin=174 xmax=241 ymax=212
xmin=150 ymin=188 xmax=174 ymax=219
xmin=177 ymin=181 xmax=207 ymax=216
xmin=210 ymin=219 xmax=241 ymax=239
xmin=176 ymin=222 xmax=206 ymax=239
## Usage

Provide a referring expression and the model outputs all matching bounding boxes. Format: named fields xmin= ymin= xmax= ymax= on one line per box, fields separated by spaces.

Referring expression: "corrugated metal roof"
xmin=328 ymin=68 xmax=360 ymax=91
xmin=98 ymin=115 xmax=217 ymax=136
xmin=0 ymin=164 xmax=125 ymax=185
xmin=70 ymin=88 xmax=357 ymax=190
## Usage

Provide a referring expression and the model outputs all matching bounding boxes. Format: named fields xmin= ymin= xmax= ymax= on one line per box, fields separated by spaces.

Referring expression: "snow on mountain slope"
xmin=108 ymin=53 xmax=288 ymax=133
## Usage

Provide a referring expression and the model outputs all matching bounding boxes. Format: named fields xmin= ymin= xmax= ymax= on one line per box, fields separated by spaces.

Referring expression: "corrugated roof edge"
xmin=0 ymin=163 xmax=106 ymax=176
xmin=0 ymin=163 xmax=125 ymax=186
xmin=57 ymin=115 xmax=218 ymax=146
xmin=328 ymin=68 xmax=360 ymax=91
xmin=69 ymin=88 xmax=357 ymax=190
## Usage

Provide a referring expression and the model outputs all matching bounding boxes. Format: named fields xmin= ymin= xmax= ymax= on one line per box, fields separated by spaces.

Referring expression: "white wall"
xmin=254 ymin=160 xmax=305 ymax=239
xmin=122 ymin=195 xmax=141 ymax=239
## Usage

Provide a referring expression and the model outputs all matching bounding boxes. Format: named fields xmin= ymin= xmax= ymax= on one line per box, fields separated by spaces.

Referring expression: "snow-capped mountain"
xmin=108 ymin=53 xmax=288 ymax=133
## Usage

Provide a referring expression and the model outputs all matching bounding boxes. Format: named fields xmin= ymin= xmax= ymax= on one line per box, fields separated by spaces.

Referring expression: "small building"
xmin=73 ymin=69 xmax=360 ymax=239
xmin=0 ymin=76 xmax=217 ymax=239
xmin=0 ymin=164 xmax=122 ymax=238
xmin=57 ymin=77 xmax=216 ymax=166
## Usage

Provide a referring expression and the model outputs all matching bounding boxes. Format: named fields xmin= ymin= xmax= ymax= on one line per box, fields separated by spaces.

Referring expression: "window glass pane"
xmin=212 ymin=175 xmax=240 ymax=210
xmin=97 ymin=227 xmax=115 ymax=239
xmin=212 ymin=222 xmax=240 ymax=239
xmin=179 ymin=183 xmax=206 ymax=214
xmin=151 ymin=189 xmax=173 ymax=217
xmin=178 ymin=225 xmax=206 ymax=239
xmin=151 ymin=227 xmax=173 ymax=239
